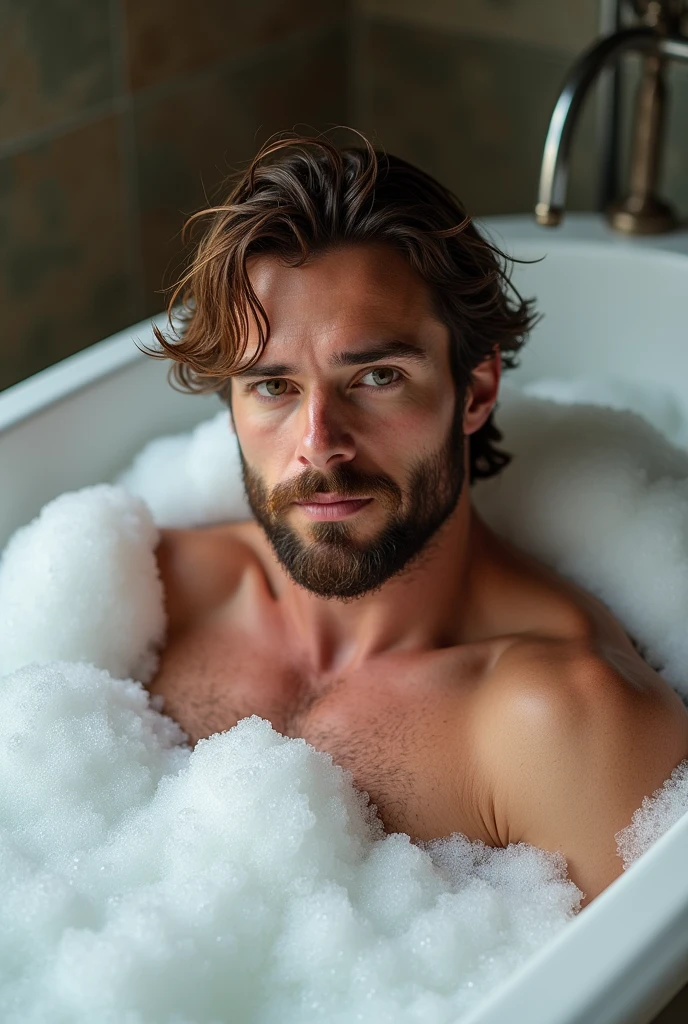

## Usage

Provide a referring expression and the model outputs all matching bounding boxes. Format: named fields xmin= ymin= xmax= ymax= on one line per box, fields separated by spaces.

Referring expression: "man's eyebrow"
xmin=233 ymin=340 xmax=430 ymax=379
xmin=330 ymin=340 xmax=430 ymax=368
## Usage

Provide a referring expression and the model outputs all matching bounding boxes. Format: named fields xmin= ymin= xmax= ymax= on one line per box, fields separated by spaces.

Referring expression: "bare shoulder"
xmin=471 ymin=637 xmax=688 ymax=905
xmin=155 ymin=522 xmax=259 ymax=635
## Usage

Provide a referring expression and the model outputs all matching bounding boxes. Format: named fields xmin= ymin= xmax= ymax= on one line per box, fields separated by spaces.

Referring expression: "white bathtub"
xmin=2 ymin=213 xmax=688 ymax=1024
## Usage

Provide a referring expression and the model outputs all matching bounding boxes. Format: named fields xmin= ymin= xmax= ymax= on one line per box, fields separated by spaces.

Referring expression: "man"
xmin=144 ymin=132 xmax=688 ymax=907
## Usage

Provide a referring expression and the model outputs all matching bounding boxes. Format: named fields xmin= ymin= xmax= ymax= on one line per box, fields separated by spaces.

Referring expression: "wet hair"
xmin=143 ymin=129 xmax=539 ymax=484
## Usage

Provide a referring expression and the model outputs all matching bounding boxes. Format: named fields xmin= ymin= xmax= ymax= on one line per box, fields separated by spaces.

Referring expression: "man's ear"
xmin=463 ymin=348 xmax=501 ymax=436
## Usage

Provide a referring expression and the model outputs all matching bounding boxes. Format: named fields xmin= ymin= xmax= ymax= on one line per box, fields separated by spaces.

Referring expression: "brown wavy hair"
xmin=142 ymin=129 xmax=539 ymax=484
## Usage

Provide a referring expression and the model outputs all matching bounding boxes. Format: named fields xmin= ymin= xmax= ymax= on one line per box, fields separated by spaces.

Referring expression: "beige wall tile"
xmin=354 ymin=0 xmax=600 ymax=55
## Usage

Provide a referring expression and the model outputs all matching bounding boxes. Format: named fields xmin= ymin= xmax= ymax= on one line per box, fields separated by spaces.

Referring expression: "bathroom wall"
xmin=350 ymin=0 xmax=688 ymax=226
xmin=0 ymin=0 xmax=348 ymax=391
xmin=3 ymin=0 xmax=687 ymax=392
xmin=350 ymin=0 xmax=603 ymax=217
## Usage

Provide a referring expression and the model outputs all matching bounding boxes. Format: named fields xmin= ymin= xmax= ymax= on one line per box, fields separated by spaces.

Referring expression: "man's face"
xmin=229 ymin=243 xmax=467 ymax=601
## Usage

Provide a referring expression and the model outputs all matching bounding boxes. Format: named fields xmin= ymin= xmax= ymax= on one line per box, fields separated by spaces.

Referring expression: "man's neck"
xmin=263 ymin=495 xmax=488 ymax=679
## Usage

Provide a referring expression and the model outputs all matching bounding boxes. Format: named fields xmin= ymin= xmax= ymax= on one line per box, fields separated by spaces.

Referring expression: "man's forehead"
xmin=245 ymin=244 xmax=437 ymax=330
xmin=236 ymin=245 xmax=450 ymax=373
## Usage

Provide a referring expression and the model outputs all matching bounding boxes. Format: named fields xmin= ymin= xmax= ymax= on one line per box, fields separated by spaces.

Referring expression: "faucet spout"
xmin=536 ymin=28 xmax=661 ymax=227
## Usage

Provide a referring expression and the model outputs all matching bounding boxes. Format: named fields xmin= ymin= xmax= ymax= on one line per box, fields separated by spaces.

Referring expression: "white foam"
xmin=116 ymin=410 xmax=251 ymax=528
xmin=521 ymin=375 xmax=688 ymax=449
xmin=615 ymin=760 xmax=688 ymax=868
xmin=0 ymin=663 xmax=580 ymax=1023
xmin=0 ymin=485 xmax=165 ymax=683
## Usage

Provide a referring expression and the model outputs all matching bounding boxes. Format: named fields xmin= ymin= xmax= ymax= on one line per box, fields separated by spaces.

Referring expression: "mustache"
xmin=266 ymin=464 xmax=402 ymax=517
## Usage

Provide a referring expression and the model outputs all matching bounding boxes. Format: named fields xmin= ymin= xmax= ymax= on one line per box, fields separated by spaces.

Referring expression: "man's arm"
xmin=474 ymin=642 xmax=688 ymax=906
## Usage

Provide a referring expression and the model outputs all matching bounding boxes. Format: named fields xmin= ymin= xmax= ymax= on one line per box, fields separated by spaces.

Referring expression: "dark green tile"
xmin=0 ymin=116 xmax=136 ymax=390
xmin=0 ymin=0 xmax=115 ymax=144
xmin=133 ymin=22 xmax=349 ymax=315
xmin=665 ymin=59 xmax=688 ymax=219
xmin=355 ymin=18 xmax=600 ymax=218
xmin=359 ymin=0 xmax=600 ymax=55
xmin=126 ymin=0 xmax=347 ymax=91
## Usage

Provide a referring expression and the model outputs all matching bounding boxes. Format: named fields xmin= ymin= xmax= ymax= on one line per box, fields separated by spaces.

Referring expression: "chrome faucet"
xmin=535 ymin=0 xmax=688 ymax=234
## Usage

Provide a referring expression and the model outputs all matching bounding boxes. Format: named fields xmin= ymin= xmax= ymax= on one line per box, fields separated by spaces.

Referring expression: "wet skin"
xmin=148 ymin=244 xmax=688 ymax=907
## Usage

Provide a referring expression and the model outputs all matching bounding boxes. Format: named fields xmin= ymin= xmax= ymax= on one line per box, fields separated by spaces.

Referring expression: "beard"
xmin=237 ymin=396 xmax=466 ymax=602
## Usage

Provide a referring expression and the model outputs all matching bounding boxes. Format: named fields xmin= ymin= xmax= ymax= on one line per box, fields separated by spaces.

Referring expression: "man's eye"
xmin=255 ymin=379 xmax=288 ymax=398
xmin=360 ymin=367 xmax=401 ymax=387
xmin=253 ymin=369 xmax=401 ymax=399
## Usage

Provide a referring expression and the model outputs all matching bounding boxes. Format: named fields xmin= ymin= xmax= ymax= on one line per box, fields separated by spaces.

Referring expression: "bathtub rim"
xmin=0 ymin=311 xmax=168 ymax=434
xmin=477 ymin=211 xmax=688 ymax=257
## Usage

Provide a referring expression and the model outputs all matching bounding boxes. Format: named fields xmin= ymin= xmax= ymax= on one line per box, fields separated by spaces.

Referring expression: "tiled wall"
xmin=3 ymin=0 xmax=687 ymax=391
xmin=0 ymin=0 xmax=348 ymax=390
xmin=351 ymin=0 xmax=603 ymax=217
xmin=351 ymin=0 xmax=688 ymax=223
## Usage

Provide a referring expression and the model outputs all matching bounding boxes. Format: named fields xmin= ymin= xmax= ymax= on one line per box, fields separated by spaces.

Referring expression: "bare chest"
xmin=147 ymin=608 xmax=492 ymax=842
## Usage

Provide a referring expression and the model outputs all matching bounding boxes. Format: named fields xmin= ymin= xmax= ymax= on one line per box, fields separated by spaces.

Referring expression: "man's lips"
xmin=293 ymin=495 xmax=373 ymax=520
xmin=295 ymin=493 xmax=370 ymax=505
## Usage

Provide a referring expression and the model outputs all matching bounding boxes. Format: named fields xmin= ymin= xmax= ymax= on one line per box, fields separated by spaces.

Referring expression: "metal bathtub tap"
xmin=535 ymin=3 xmax=688 ymax=234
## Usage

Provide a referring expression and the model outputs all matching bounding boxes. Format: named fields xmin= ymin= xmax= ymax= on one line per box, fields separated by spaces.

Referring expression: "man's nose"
xmin=295 ymin=391 xmax=356 ymax=471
